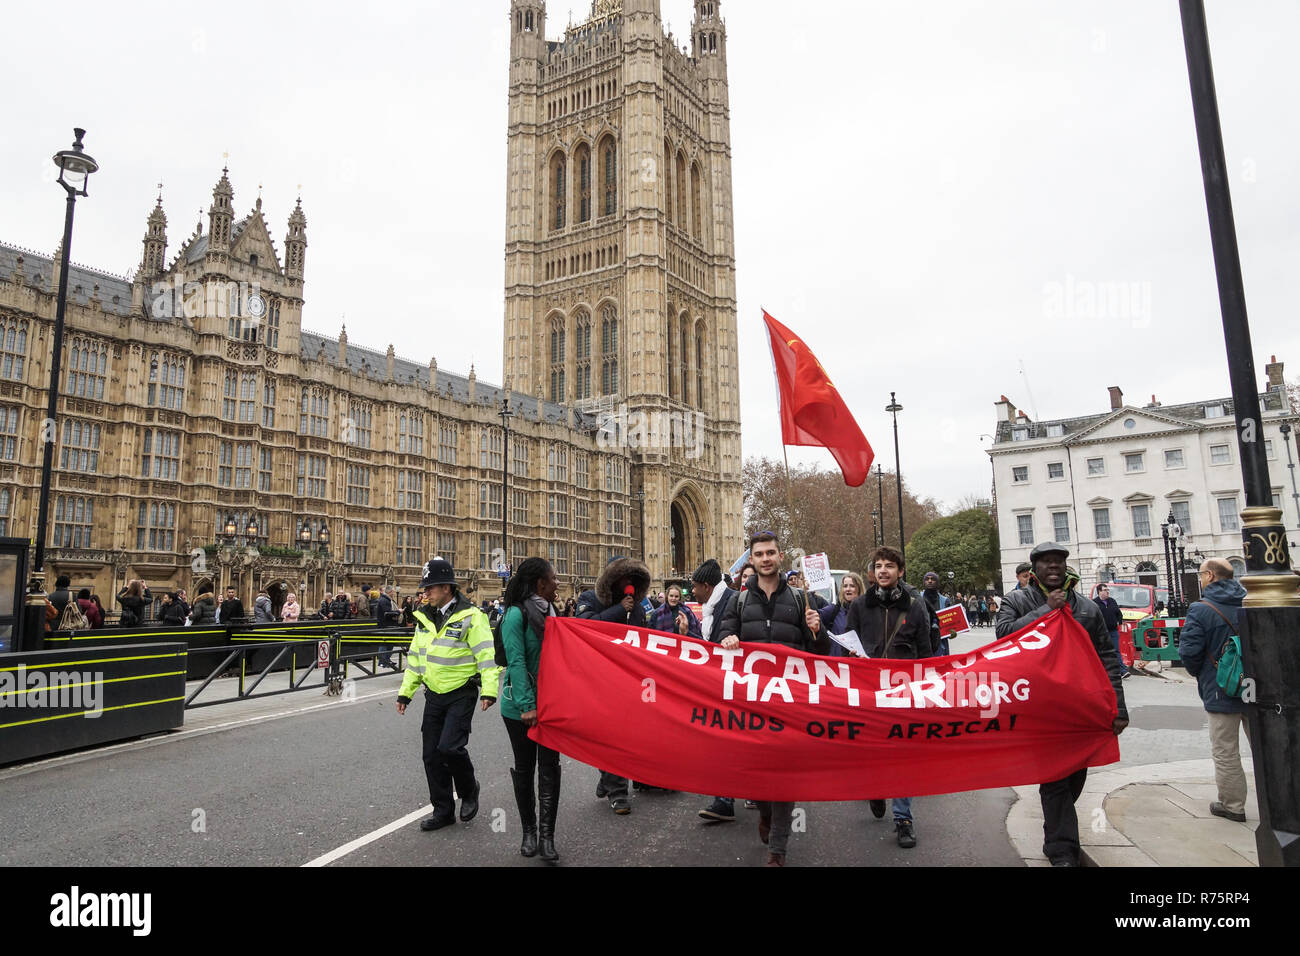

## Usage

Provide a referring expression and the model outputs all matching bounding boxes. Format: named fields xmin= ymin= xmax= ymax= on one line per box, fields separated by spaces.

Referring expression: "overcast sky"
xmin=2 ymin=1 xmax=1297 ymax=510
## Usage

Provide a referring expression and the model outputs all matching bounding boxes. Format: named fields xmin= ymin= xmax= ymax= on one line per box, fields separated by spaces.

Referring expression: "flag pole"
xmin=782 ymin=445 xmax=795 ymax=548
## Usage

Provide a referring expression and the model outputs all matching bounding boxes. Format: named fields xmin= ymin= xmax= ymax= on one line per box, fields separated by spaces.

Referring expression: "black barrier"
xmin=184 ymin=632 xmax=408 ymax=709
xmin=0 ymin=642 xmax=186 ymax=765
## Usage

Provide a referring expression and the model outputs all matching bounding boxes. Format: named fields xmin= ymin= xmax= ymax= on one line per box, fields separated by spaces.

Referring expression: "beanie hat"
xmin=692 ymin=559 xmax=722 ymax=587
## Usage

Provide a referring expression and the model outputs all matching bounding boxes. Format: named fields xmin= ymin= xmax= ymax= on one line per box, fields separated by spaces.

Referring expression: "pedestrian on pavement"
xmin=217 ymin=586 xmax=245 ymax=624
xmin=76 ymin=588 xmax=103 ymax=629
xmin=330 ymin=591 xmax=352 ymax=621
xmin=281 ymin=593 xmax=301 ymax=622
xmin=375 ymin=585 xmax=399 ymax=669
xmin=50 ymin=575 xmax=74 ymax=617
xmin=920 ymin=572 xmax=951 ymax=654
xmin=692 ymin=558 xmax=740 ymax=824
xmin=117 ymin=579 xmax=152 ymax=627
xmin=650 ymin=583 xmax=703 ymax=638
xmin=1177 ymin=559 xmax=1250 ymax=823
xmin=576 ymin=556 xmax=651 ymax=814
xmin=1095 ymin=584 xmax=1125 ymax=663
xmin=396 ymin=558 xmax=499 ymax=832
xmin=500 ymin=557 xmax=562 ymax=861
xmin=254 ymin=588 xmax=275 ymax=623
xmin=719 ymin=531 xmax=828 ymax=867
xmin=996 ymin=542 xmax=1128 ymax=867
xmin=847 ymin=547 xmax=934 ymax=848
xmin=188 ymin=591 xmax=217 ymax=625
xmin=158 ymin=592 xmax=188 ymax=627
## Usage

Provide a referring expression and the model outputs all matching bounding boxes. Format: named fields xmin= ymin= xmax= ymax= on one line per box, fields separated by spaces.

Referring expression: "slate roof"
xmin=0 ymin=241 xmax=134 ymax=317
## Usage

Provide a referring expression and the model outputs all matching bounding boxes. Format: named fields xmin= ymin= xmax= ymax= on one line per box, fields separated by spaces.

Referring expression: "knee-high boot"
xmin=510 ymin=768 xmax=538 ymax=858
xmin=537 ymin=760 xmax=561 ymax=862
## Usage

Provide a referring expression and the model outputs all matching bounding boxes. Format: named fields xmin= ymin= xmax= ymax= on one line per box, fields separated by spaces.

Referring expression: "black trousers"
xmin=503 ymin=716 xmax=561 ymax=779
xmin=598 ymin=770 xmax=629 ymax=797
xmin=421 ymin=683 xmax=479 ymax=817
xmin=1040 ymin=767 xmax=1089 ymax=863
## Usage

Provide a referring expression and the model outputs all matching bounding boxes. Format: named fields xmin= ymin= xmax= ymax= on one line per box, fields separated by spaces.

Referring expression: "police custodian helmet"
xmin=420 ymin=558 xmax=457 ymax=589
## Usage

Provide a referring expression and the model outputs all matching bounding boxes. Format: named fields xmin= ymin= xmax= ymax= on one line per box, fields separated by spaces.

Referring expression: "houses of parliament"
xmin=0 ymin=0 xmax=743 ymax=608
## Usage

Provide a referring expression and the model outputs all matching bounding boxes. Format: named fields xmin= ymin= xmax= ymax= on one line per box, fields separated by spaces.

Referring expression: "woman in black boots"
xmin=500 ymin=557 xmax=562 ymax=861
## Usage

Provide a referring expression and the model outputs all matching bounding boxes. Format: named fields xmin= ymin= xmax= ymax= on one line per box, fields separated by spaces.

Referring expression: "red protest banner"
xmin=937 ymin=604 xmax=970 ymax=635
xmin=530 ymin=610 xmax=1119 ymax=801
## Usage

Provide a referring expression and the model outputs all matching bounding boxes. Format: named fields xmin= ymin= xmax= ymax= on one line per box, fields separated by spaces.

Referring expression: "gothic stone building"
xmin=0 ymin=0 xmax=742 ymax=613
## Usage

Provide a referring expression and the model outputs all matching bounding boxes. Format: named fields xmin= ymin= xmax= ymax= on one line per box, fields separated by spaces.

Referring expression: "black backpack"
xmin=494 ymin=603 xmax=550 ymax=667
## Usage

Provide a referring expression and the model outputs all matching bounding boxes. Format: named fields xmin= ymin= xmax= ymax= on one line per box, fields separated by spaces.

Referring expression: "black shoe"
xmin=420 ymin=814 xmax=456 ymax=832
xmin=699 ymin=798 xmax=736 ymax=822
xmin=609 ymin=794 xmax=631 ymax=815
xmin=895 ymin=820 xmax=917 ymax=849
xmin=596 ymin=780 xmax=609 ymax=799
xmin=1049 ymin=856 xmax=1078 ymax=867
xmin=511 ymin=768 xmax=538 ymax=857
xmin=1210 ymin=802 xmax=1247 ymax=823
xmin=520 ymin=826 xmax=538 ymax=857
xmin=459 ymin=782 xmax=480 ymax=822
xmin=870 ymin=799 xmax=887 ymax=819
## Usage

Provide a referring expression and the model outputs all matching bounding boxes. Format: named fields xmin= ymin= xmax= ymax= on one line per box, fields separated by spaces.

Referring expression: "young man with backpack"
xmin=719 ymin=532 xmax=828 ymax=866
xmin=1177 ymin=558 xmax=1250 ymax=823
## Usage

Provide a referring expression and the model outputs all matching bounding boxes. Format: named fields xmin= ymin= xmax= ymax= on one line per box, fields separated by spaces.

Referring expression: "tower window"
xmin=601 ymin=137 xmax=617 ymax=216
xmin=551 ymin=152 xmax=567 ymax=231
xmin=576 ymin=144 xmax=592 ymax=223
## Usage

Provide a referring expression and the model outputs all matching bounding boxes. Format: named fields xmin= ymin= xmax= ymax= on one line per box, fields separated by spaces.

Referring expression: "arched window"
xmin=148 ymin=351 xmax=186 ymax=410
xmin=666 ymin=309 xmax=677 ymax=401
xmin=664 ymin=140 xmax=674 ymax=224
xmin=550 ymin=151 xmax=567 ymax=231
xmin=549 ymin=316 xmax=567 ymax=403
xmin=0 ymin=318 xmax=28 ymax=381
xmin=679 ymin=313 xmax=691 ymax=405
xmin=676 ymin=152 xmax=688 ymax=229
xmin=575 ymin=309 xmax=593 ymax=401
xmin=66 ymin=337 xmax=108 ymax=400
xmin=575 ymin=143 xmax=592 ymax=223
xmin=601 ymin=305 xmax=619 ymax=397
xmin=691 ymin=162 xmax=704 ymax=240
xmin=600 ymin=136 xmax=617 ymax=216
xmin=695 ymin=320 xmax=706 ymax=411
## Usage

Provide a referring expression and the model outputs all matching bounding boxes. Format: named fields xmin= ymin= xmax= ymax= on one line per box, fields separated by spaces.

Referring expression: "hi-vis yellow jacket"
xmin=399 ymin=596 xmax=500 ymax=700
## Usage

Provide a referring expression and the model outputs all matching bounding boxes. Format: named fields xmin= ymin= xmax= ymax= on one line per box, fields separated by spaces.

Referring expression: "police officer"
xmin=396 ymin=559 xmax=500 ymax=831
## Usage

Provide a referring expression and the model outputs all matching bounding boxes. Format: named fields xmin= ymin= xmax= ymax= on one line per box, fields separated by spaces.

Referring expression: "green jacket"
xmin=398 ymin=595 xmax=500 ymax=701
xmin=500 ymin=605 xmax=544 ymax=722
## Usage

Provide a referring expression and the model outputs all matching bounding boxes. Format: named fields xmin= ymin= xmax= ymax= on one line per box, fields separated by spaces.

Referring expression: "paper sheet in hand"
xmin=828 ymin=629 xmax=867 ymax=657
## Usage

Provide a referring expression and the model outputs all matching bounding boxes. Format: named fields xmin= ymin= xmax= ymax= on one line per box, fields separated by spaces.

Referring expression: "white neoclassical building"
xmin=988 ymin=357 xmax=1299 ymax=592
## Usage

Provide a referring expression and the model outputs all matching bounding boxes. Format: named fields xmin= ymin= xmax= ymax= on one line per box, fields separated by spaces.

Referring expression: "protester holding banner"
xmin=845 ymin=547 xmax=935 ymax=848
xmin=995 ymin=542 xmax=1128 ymax=867
xmin=787 ymin=570 xmax=827 ymax=610
xmin=577 ymin=556 xmax=652 ymax=814
xmin=817 ymin=572 xmax=864 ymax=657
xmin=650 ymin=584 xmax=704 ymax=639
xmin=499 ymin=557 xmax=562 ymax=861
xmin=920 ymin=572 xmax=952 ymax=655
xmin=719 ymin=531 xmax=827 ymax=866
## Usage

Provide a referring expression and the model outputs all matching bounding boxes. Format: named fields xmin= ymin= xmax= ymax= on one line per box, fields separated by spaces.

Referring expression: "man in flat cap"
xmin=996 ymin=542 xmax=1128 ymax=867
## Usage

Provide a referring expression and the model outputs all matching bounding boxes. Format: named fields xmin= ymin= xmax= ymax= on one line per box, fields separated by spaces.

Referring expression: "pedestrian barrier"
xmin=185 ymin=631 xmax=408 ymax=709
xmin=1132 ymin=617 xmax=1187 ymax=664
xmin=0 ymin=642 xmax=186 ymax=765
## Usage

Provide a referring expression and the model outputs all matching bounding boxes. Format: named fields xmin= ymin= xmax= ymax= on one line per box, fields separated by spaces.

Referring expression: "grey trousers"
xmin=757 ymin=801 xmax=796 ymax=856
xmin=1208 ymin=711 xmax=1250 ymax=815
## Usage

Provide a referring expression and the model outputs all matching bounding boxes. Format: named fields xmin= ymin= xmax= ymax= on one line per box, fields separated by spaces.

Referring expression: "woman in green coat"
xmin=501 ymin=557 xmax=561 ymax=861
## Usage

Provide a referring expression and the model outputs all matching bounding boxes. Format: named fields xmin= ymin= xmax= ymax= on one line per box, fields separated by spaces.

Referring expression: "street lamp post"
xmin=1180 ymin=0 xmax=1300 ymax=867
xmin=498 ymin=399 xmax=514 ymax=581
xmin=886 ymin=393 xmax=905 ymax=566
xmin=33 ymin=129 xmax=98 ymax=580
xmin=871 ymin=508 xmax=880 ymax=548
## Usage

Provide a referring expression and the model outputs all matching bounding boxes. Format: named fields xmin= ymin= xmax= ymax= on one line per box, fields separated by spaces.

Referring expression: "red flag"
xmin=763 ymin=311 xmax=874 ymax=486
xmin=530 ymin=611 xmax=1120 ymax=801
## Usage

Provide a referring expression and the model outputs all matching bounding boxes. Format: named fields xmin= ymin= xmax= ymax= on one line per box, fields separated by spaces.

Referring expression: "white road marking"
xmin=302 ymin=805 xmax=433 ymax=867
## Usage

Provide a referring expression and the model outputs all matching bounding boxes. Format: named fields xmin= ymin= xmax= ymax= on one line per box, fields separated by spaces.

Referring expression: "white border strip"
xmin=302 ymin=805 xmax=433 ymax=868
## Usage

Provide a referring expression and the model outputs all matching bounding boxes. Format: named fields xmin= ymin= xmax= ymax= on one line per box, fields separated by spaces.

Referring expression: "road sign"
xmin=317 ymin=640 xmax=330 ymax=669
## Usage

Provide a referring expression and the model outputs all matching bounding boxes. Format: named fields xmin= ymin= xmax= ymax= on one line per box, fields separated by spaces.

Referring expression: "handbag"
xmin=58 ymin=601 xmax=90 ymax=631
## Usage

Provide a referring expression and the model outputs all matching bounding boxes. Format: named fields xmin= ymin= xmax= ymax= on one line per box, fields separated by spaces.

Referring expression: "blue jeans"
xmin=1109 ymin=630 xmax=1121 ymax=659
xmin=892 ymin=797 xmax=912 ymax=822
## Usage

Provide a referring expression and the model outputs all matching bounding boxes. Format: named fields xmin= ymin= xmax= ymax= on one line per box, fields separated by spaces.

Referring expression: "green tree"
xmin=904 ymin=508 xmax=1000 ymax=595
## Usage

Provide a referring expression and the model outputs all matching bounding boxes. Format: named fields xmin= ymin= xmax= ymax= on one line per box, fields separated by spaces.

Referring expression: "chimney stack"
xmin=994 ymin=395 xmax=1018 ymax=423
xmin=1265 ymin=355 xmax=1284 ymax=389
xmin=1108 ymin=386 xmax=1124 ymax=410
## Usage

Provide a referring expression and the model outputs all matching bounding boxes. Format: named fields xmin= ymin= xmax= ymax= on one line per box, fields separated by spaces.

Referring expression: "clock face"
xmin=247 ymin=293 xmax=267 ymax=319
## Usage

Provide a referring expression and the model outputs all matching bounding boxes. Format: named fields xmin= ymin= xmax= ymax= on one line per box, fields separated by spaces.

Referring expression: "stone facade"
xmin=0 ymin=1 xmax=745 ymax=616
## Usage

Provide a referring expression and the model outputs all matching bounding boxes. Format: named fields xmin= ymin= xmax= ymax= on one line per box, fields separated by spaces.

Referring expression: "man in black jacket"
xmin=846 ymin=546 xmax=934 ymax=848
xmin=996 ymin=542 xmax=1128 ymax=867
xmin=217 ymin=587 xmax=245 ymax=624
xmin=577 ymin=556 xmax=651 ymax=814
xmin=50 ymin=575 xmax=74 ymax=616
xmin=719 ymin=532 xmax=827 ymax=867
xmin=1095 ymin=584 xmax=1125 ymax=663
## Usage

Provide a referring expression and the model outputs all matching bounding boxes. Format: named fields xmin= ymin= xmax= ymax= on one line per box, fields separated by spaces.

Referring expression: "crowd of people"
xmin=391 ymin=532 xmax=1140 ymax=869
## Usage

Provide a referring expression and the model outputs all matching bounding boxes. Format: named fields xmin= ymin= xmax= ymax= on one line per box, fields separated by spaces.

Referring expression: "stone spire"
xmin=386 ymin=344 xmax=396 ymax=380
xmin=428 ymin=355 xmax=438 ymax=388
xmin=139 ymin=192 xmax=168 ymax=279
xmin=337 ymin=323 xmax=348 ymax=365
xmin=285 ymin=197 xmax=308 ymax=280
xmin=207 ymin=167 xmax=234 ymax=254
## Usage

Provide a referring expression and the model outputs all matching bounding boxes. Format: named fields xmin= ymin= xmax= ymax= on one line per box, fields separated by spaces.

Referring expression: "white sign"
xmin=828 ymin=629 xmax=867 ymax=658
xmin=317 ymin=640 xmax=330 ymax=669
xmin=801 ymin=552 xmax=833 ymax=593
